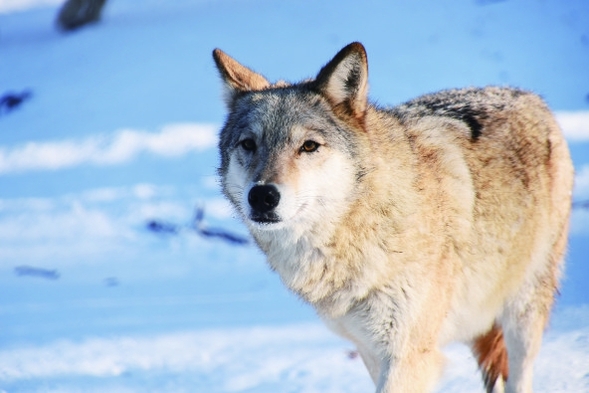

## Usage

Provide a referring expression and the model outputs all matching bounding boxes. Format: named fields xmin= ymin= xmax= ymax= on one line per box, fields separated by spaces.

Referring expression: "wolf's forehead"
xmin=241 ymin=90 xmax=330 ymax=137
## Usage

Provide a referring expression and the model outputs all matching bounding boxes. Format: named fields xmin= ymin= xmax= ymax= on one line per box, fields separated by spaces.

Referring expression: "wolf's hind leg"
xmin=472 ymin=323 xmax=509 ymax=393
xmin=501 ymin=219 xmax=566 ymax=393
xmin=501 ymin=298 xmax=546 ymax=393
xmin=501 ymin=264 xmax=559 ymax=393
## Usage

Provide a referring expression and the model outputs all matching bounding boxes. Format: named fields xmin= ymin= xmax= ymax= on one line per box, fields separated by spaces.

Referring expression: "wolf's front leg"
xmin=373 ymin=345 xmax=444 ymax=393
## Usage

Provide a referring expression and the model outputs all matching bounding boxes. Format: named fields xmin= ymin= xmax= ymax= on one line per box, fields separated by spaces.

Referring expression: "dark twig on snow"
xmin=56 ymin=0 xmax=108 ymax=31
xmin=192 ymin=207 xmax=249 ymax=245
xmin=146 ymin=206 xmax=249 ymax=246
xmin=14 ymin=265 xmax=60 ymax=280
xmin=0 ymin=90 xmax=32 ymax=115
xmin=146 ymin=220 xmax=180 ymax=235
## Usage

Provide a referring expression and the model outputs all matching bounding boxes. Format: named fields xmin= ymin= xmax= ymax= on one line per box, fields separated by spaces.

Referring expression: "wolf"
xmin=213 ymin=42 xmax=574 ymax=393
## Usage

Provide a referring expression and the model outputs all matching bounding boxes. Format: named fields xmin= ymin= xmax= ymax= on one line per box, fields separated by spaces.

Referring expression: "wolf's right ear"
xmin=314 ymin=42 xmax=369 ymax=122
xmin=213 ymin=49 xmax=270 ymax=106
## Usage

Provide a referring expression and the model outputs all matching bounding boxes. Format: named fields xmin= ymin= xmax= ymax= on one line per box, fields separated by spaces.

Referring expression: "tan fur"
xmin=214 ymin=43 xmax=574 ymax=393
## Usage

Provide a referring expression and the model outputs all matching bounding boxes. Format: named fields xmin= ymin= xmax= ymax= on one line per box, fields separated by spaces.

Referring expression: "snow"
xmin=574 ymin=165 xmax=589 ymax=200
xmin=0 ymin=318 xmax=589 ymax=392
xmin=0 ymin=0 xmax=588 ymax=392
xmin=0 ymin=315 xmax=588 ymax=393
xmin=0 ymin=0 xmax=61 ymax=14
xmin=0 ymin=123 xmax=216 ymax=173
xmin=557 ymin=111 xmax=589 ymax=142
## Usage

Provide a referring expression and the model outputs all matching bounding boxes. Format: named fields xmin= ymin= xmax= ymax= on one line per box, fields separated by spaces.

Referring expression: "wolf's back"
xmin=388 ymin=86 xmax=573 ymax=289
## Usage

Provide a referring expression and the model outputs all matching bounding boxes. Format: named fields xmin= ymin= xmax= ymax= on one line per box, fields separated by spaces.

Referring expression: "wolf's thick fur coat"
xmin=213 ymin=42 xmax=574 ymax=393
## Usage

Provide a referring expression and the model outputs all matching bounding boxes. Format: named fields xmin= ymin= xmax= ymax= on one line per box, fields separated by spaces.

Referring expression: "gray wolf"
xmin=213 ymin=42 xmax=574 ymax=393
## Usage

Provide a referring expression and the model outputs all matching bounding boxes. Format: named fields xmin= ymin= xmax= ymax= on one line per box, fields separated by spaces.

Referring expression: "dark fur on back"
xmin=390 ymin=87 xmax=528 ymax=140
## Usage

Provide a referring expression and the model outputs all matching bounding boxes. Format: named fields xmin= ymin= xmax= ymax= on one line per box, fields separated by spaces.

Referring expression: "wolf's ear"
xmin=314 ymin=42 xmax=369 ymax=120
xmin=213 ymin=48 xmax=270 ymax=105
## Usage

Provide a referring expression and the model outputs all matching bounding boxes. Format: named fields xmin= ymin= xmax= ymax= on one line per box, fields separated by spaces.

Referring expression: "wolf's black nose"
xmin=248 ymin=185 xmax=280 ymax=213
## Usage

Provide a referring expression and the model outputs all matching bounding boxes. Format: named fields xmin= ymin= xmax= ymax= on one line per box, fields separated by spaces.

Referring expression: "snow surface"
xmin=0 ymin=0 xmax=588 ymax=392
xmin=1 ymin=313 xmax=588 ymax=393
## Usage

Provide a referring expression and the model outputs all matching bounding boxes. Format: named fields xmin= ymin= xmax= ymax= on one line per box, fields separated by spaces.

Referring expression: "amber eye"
xmin=240 ymin=138 xmax=256 ymax=152
xmin=300 ymin=140 xmax=319 ymax=153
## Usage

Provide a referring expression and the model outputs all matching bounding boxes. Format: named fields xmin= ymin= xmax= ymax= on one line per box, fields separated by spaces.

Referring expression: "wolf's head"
xmin=214 ymin=43 xmax=371 ymax=236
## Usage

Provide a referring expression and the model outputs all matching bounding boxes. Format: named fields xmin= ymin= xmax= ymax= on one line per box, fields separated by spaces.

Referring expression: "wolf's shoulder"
xmin=387 ymin=86 xmax=543 ymax=139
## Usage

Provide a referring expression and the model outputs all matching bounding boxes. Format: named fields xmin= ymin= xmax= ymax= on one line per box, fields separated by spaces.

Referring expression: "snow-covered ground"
xmin=1 ymin=311 xmax=588 ymax=393
xmin=1 ymin=0 xmax=588 ymax=392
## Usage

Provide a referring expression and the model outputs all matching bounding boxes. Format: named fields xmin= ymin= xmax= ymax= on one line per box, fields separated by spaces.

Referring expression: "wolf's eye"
xmin=300 ymin=140 xmax=319 ymax=153
xmin=240 ymin=138 xmax=256 ymax=152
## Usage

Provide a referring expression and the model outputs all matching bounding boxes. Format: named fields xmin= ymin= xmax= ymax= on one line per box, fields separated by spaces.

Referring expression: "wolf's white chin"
xmin=247 ymin=219 xmax=287 ymax=232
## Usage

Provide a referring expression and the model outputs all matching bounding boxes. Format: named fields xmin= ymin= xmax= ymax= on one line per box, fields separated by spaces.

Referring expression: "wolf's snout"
xmin=248 ymin=185 xmax=280 ymax=213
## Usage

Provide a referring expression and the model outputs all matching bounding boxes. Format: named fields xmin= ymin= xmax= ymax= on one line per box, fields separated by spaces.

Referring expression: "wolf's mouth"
xmin=248 ymin=201 xmax=310 ymax=228
xmin=249 ymin=212 xmax=281 ymax=224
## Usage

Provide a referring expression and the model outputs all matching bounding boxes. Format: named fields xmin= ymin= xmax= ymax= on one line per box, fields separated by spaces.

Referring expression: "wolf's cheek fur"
xmin=223 ymin=155 xmax=250 ymax=219
xmin=292 ymin=149 xmax=357 ymax=223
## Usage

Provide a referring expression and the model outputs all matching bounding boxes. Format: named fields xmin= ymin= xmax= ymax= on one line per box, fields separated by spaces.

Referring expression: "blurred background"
xmin=0 ymin=0 xmax=588 ymax=392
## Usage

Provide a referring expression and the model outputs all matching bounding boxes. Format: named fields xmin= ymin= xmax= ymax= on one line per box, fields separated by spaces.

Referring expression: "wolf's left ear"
xmin=213 ymin=48 xmax=270 ymax=105
xmin=314 ymin=42 xmax=369 ymax=121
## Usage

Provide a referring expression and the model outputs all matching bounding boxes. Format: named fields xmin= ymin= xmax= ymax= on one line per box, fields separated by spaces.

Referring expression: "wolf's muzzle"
xmin=248 ymin=184 xmax=281 ymax=223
